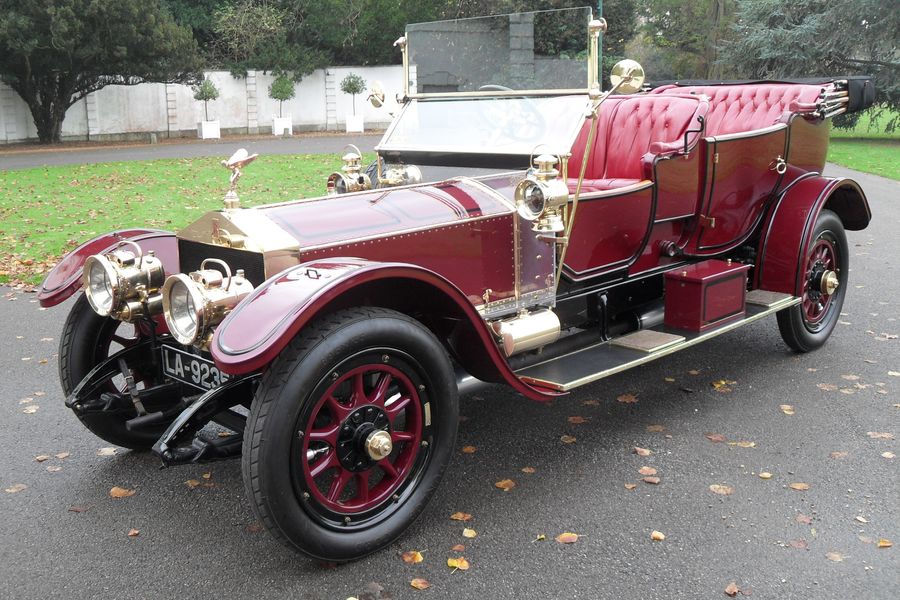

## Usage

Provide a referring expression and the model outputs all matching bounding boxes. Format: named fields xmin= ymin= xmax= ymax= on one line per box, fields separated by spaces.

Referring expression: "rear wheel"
xmin=242 ymin=307 xmax=458 ymax=561
xmin=777 ymin=209 xmax=848 ymax=352
xmin=59 ymin=294 xmax=172 ymax=449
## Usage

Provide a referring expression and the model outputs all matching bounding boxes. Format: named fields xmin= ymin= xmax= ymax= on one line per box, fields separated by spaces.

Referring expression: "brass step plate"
xmin=609 ymin=330 xmax=685 ymax=353
xmin=746 ymin=289 xmax=792 ymax=308
xmin=517 ymin=294 xmax=800 ymax=392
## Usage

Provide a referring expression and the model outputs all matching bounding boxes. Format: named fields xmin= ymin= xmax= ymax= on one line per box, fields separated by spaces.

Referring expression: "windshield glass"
xmin=406 ymin=7 xmax=592 ymax=94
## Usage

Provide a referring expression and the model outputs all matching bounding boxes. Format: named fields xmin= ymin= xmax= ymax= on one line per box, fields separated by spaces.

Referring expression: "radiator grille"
xmin=177 ymin=239 xmax=267 ymax=286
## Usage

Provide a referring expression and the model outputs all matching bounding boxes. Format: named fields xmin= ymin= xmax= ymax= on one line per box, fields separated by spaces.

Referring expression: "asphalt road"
xmin=0 ymin=164 xmax=897 ymax=599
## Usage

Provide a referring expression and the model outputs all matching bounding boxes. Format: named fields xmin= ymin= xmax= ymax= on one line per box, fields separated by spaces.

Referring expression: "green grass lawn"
xmin=828 ymin=139 xmax=899 ymax=180
xmin=0 ymin=153 xmax=370 ymax=286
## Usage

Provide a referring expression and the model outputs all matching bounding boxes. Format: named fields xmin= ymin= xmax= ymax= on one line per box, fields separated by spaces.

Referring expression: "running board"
xmin=516 ymin=292 xmax=799 ymax=392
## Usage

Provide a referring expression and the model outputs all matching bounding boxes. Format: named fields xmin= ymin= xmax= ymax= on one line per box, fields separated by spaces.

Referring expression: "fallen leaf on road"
xmin=881 ymin=451 xmax=895 ymax=459
xmin=877 ymin=539 xmax=892 ymax=548
xmin=841 ymin=374 xmax=860 ymax=381
xmin=825 ymin=551 xmax=844 ymax=562
xmin=817 ymin=383 xmax=838 ymax=392
xmin=401 ymin=551 xmax=424 ymax=564
xmin=866 ymin=432 xmax=893 ymax=440
xmin=450 ymin=512 xmax=472 ymax=521
xmin=634 ymin=447 xmax=652 ymax=456
xmin=705 ymin=433 xmax=726 ymax=443
xmin=642 ymin=476 xmax=660 ymax=485
xmin=888 ymin=371 xmax=900 ymax=377
xmin=789 ymin=482 xmax=810 ymax=491
xmin=494 ymin=479 xmax=516 ymax=491
xmin=646 ymin=424 xmax=665 ymax=432
xmin=533 ymin=534 xmax=546 ymax=542
xmin=410 ymin=578 xmax=431 ymax=590
xmin=709 ymin=484 xmax=734 ymax=495
xmin=725 ymin=582 xmax=740 ymax=597
xmin=582 ymin=399 xmax=600 ymax=406
xmin=638 ymin=466 xmax=657 ymax=476
xmin=759 ymin=472 xmax=772 ymax=479
xmin=520 ymin=466 xmax=536 ymax=474
xmin=127 ymin=528 xmax=140 ymax=537
xmin=22 ymin=405 xmax=39 ymax=414
xmin=462 ymin=528 xmax=477 ymax=538
xmin=451 ymin=544 xmax=465 ymax=552
xmin=688 ymin=369 xmax=700 ymax=375
xmin=568 ymin=416 xmax=588 ymax=424
xmin=855 ymin=516 xmax=868 ymax=523
xmin=46 ymin=465 xmax=62 ymax=473
xmin=780 ymin=404 xmax=795 ymax=415
xmin=665 ymin=377 xmax=675 ymax=382
xmin=97 ymin=447 xmax=117 ymax=456
xmin=712 ymin=379 xmax=736 ymax=393
xmin=461 ymin=446 xmax=477 ymax=454
xmin=624 ymin=483 xmax=637 ymax=490
xmin=651 ymin=530 xmax=665 ymax=541
xmin=109 ymin=486 xmax=136 ymax=499
xmin=34 ymin=455 xmax=50 ymax=462
xmin=185 ymin=479 xmax=200 ymax=490
xmin=796 ymin=514 xmax=812 ymax=525
xmin=789 ymin=539 xmax=808 ymax=549
xmin=555 ymin=532 xmax=579 ymax=544
xmin=4 ymin=484 xmax=27 ymax=494
xmin=560 ymin=435 xmax=577 ymax=444
xmin=447 ymin=557 xmax=470 ymax=571
xmin=201 ymin=473 xmax=211 ymax=480
xmin=68 ymin=506 xmax=89 ymax=513
xmin=728 ymin=441 xmax=756 ymax=448
xmin=54 ymin=452 xmax=70 ymax=460
xmin=617 ymin=393 xmax=638 ymax=404
xmin=830 ymin=451 xmax=849 ymax=459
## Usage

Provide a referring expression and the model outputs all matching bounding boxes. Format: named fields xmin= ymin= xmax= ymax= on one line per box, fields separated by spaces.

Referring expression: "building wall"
xmin=0 ymin=65 xmax=404 ymax=144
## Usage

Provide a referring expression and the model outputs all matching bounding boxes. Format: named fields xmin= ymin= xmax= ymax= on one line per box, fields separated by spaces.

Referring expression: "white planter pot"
xmin=198 ymin=120 xmax=221 ymax=139
xmin=272 ymin=115 xmax=293 ymax=136
xmin=345 ymin=114 xmax=364 ymax=133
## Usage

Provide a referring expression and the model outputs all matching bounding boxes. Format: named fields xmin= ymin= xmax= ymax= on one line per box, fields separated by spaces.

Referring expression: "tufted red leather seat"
xmin=568 ymin=95 xmax=707 ymax=192
xmin=651 ymin=84 xmax=824 ymax=136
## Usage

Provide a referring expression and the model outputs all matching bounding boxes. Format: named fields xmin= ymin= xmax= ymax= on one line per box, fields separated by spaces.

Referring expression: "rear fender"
xmin=37 ymin=229 xmax=178 ymax=307
xmin=210 ymin=258 xmax=559 ymax=401
xmin=755 ymin=176 xmax=870 ymax=295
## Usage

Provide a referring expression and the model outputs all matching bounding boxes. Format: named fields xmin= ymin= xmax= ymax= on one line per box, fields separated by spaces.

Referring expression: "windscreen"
xmin=406 ymin=7 xmax=592 ymax=94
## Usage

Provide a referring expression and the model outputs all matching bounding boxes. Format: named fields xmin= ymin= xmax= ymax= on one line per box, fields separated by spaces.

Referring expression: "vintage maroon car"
xmin=37 ymin=8 xmax=873 ymax=560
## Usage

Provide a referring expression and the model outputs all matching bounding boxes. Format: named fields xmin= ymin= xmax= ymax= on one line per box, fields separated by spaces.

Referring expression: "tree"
xmin=193 ymin=78 xmax=219 ymax=121
xmin=0 ymin=0 xmax=201 ymax=143
xmin=719 ymin=0 xmax=898 ymax=131
xmin=268 ymin=74 xmax=295 ymax=117
xmin=340 ymin=73 xmax=366 ymax=116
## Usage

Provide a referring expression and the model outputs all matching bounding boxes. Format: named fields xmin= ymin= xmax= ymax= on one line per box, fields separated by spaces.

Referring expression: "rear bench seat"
xmin=649 ymin=83 xmax=825 ymax=136
xmin=568 ymin=94 xmax=708 ymax=193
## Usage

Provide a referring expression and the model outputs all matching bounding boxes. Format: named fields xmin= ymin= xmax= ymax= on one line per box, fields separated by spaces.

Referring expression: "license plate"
xmin=161 ymin=345 xmax=230 ymax=391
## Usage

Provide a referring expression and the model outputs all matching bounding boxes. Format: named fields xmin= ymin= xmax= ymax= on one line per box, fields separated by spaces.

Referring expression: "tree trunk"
xmin=12 ymin=77 xmax=74 ymax=144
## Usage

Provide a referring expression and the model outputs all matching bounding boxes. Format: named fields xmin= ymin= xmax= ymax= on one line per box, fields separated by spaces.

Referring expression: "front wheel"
xmin=242 ymin=308 xmax=458 ymax=561
xmin=776 ymin=209 xmax=849 ymax=352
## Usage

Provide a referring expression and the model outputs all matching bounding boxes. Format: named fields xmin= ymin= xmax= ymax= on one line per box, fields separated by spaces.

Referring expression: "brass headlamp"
xmin=326 ymin=144 xmax=371 ymax=195
xmin=379 ymin=163 xmax=422 ymax=188
xmin=161 ymin=259 xmax=255 ymax=347
xmin=82 ymin=241 xmax=165 ymax=321
xmin=513 ymin=154 xmax=569 ymax=233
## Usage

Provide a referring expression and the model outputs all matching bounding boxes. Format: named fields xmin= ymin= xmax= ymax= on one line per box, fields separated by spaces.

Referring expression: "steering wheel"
xmin=475 ymin=84 xmax=546 ymax=143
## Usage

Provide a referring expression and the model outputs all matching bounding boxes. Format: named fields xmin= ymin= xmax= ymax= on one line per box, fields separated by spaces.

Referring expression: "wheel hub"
xmin=819 ymin=270 xmax=839 ymax=295
xmin=335 ymin=405 xmax=390 ymax=472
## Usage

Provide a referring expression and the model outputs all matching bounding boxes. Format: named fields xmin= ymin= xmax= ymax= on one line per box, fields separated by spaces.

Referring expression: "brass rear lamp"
xmin=82 ymin=241 xmax=165 ymax=319
xmin=161 ymin=259 xmax=254 ymax=347
xmin=326 ymin=144 xmax=372 ymax=195
xmin=514 ymin=154 xmax=569 ymax=233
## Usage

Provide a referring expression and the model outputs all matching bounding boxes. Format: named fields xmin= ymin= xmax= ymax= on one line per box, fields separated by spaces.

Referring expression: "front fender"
xmin=755 ymin=175 xmax=870 ymax=295
xmin=211 ymin=258 xmax=559 ymax=401
xmin=37 ymin=229 xmax=179 ymax=307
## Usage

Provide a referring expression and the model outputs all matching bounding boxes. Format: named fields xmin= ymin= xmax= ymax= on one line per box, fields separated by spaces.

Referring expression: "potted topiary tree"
xmin=269 ymin=74 xmax=295 ymax=136
xmin=193 ymin=77 xmax=221 ymax=139
xmin=340 ymin=72 xmax=366 ymax=133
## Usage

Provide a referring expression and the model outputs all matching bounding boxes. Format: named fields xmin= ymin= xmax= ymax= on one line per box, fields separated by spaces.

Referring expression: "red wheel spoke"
xmin=385 ymin=395 xmax=412 ymax=422
xmin=379 ymin=458 xmax=399 ymax=479
xmin=354 ymin=473 xmax=370 ymax=503
xmin=370 ymin=372 xmax=393 ymax=406
xmin=350 ymin=373 xmax=366 ymax=408
xmin=310 ymin=451 xmax=337 ymax=478
xmin=325 ymin=394 xmax=349 ymax=420
xmin=327 ymin=469 xmax=353 ymax=503
xmin=309 ymin=423 xmax=340 ymax=445
xmin=392 ymin=430 xmax=415 ymax=443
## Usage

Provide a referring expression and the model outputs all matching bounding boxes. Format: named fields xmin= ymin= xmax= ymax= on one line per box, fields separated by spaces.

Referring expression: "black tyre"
xmin=59 ymin=294 xmax=170 ymax=449
xmin=242 ymin=307 xmax=458 ymax=561
xmin=776 ymin=209 xmax=848 ymax=352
